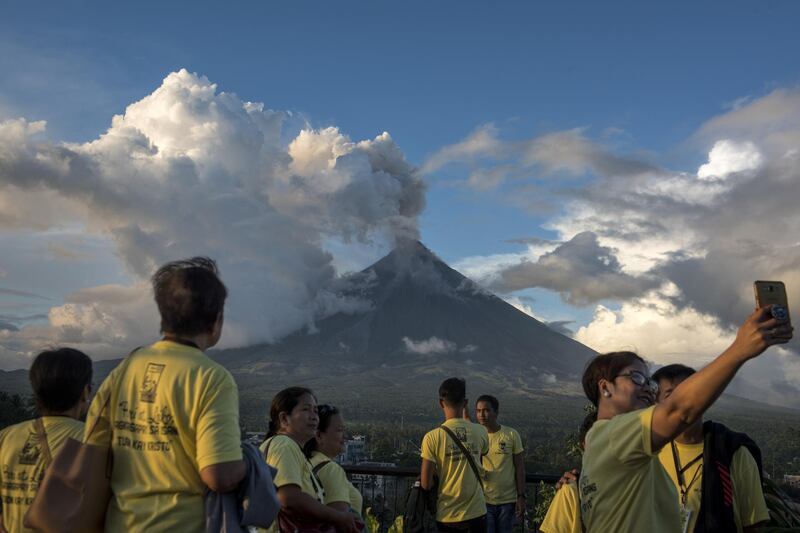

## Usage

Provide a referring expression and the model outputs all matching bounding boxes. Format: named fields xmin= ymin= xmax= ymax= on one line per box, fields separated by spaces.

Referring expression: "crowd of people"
xmin=0 ymin=256 xmax=792 ymax=533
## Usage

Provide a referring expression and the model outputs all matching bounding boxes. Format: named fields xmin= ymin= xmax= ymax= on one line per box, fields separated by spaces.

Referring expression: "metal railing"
xmin=343 ymin=464 xmax=559 ymax=531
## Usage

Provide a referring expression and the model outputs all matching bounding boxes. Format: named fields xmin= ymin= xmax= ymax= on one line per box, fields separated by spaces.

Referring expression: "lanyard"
xmin=671 ymin=441 xmax=703 ymax=505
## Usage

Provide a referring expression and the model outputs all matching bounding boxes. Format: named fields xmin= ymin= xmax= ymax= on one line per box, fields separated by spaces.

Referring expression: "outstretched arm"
xmin=651 ymin=306 xmax=792 ymax=451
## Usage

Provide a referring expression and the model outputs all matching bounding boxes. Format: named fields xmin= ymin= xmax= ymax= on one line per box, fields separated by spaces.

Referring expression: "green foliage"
xmin=531 ymin=481 xmax=557 ymax=526
xmin=763 ymin=477 xmax=800 ymax=529
xmin=0 ymin=391 xmax=34 ymax=429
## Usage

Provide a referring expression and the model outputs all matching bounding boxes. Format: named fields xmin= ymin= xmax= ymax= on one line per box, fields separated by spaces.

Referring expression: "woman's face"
xmin=281 ymin=393 xmax=319 ymax=444
xmin=604 ymin=360 xmax=655 ymax=414
xmin=317 ymin=412 xmax=346 ymax=458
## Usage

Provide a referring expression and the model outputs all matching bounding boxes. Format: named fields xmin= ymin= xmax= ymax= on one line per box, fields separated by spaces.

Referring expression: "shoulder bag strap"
xmin=312 ymin=460 xmax=331 ymax=476
xmin=33 ymin=418 xmax=53 ymax=468
xmin=440 ymin=425 xmax=483 ymax=489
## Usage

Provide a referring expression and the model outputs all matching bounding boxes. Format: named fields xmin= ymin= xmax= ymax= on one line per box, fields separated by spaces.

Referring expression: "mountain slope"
xmin=217 ymin=240 xmax=596 ymax=379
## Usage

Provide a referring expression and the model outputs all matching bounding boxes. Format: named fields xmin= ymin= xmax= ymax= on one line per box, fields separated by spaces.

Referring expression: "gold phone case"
xmin=753 ymin=280 xmax=791 ymax=323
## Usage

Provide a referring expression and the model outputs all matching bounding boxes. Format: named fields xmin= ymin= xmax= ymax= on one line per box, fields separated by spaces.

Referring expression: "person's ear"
xmin=278 ymin=411 xmax=291 ymax=431
xmin=598 ymin=378 xmax=613 ymax=399
xmin=81 ymin=384 xmax=90 ymax=403
xmin=439 ymin=398 xmax=445 ymax=409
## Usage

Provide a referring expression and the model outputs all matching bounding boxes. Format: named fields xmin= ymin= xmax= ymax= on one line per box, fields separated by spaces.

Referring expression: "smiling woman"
xmin=578 ymin=307 xmax=792 ymax=532
xmin=260 ymin=388 xmax=361 ymax=533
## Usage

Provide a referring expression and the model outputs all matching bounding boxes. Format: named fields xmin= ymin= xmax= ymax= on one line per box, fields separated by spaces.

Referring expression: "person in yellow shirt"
xmin=421 ymin=377 xmax=489 ymax=533
xmin=303 ymin=404 xmax=364 ymax=517
xmin=474 ymin=394 xmax=525 ymax=533
xmin=539 ymin=410 xmax=596 ymax=533
xmin=0 ymin=348 xmax=92 ymax=533
xmin=579 ymin=307 xmax=791 ymax=533
xmin=653 ymin=364 xmax=770 ymax=533
xmin=84 ymin=257 xmax=245 ymax=533
xmin=260 ymin=388 xmax=360 ymax=533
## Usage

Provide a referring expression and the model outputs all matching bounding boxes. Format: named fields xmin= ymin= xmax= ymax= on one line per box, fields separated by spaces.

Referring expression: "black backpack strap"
xmin=440 ymin=425 xmax=484 ymax=489
xmin=312 ymin=460 xmax=331 ymax=476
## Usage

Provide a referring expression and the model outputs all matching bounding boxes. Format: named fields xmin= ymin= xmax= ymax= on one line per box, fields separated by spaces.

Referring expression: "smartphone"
xmin=754 ymin=280 xmax=791 ymax=324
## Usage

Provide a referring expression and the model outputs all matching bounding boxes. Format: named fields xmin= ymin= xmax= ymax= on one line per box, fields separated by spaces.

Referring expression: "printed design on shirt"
xmin=579 ymin=475 xmax=597 ymax=515
xmin=454 ymin=427 xmax=467 ymax=442
xmin=17 ymin=432 xmax=42 ymax=466
xmin=497 ymin=439 xmax=509 ymax=454
xmin=114 ymin=400 xmax=178 ymax=453
xmin=139 ymin=363 xmax=166 ymax=403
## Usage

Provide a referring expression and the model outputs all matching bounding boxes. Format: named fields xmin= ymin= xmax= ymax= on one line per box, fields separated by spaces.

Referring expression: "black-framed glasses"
xmin=616 ymin=371 xmax=658 ymax=394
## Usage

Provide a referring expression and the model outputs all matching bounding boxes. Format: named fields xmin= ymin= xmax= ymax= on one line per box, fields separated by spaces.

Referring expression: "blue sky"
xmin=2 ymin=1 xmax=800 ymax=403
xmin=3 ymin=1 xmax=799 ymax=259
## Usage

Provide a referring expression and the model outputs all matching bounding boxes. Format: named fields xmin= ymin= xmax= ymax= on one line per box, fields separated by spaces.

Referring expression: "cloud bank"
xmin=0 ymin=69 xmax=425 ymax=367
xmin=434 ymin=88 xmax=800 ymax=406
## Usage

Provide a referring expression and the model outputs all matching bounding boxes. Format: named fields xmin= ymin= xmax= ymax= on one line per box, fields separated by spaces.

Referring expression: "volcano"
xmin=214 ymin=241 xmax=596 ymax=408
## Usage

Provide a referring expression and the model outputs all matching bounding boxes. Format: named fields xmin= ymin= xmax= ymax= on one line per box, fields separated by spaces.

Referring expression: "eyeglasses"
xmin=615 ymin=371 xmax=658 ymax=394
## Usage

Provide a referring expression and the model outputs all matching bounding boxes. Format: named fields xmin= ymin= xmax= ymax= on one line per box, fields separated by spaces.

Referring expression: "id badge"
xmin=680 ymin=505 xmax=693 ymax=533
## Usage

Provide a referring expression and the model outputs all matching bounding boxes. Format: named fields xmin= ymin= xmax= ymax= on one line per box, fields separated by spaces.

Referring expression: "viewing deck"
xmin=343 ymin=464 xmax=560 ymax=531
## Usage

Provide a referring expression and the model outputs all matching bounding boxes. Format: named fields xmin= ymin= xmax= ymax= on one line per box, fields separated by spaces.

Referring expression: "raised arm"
xmin=651 ymin=306 xmax=792 ymax=451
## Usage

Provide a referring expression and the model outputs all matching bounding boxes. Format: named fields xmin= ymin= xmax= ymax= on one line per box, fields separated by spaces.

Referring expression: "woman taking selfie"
xmin=304 ymin=405 xmax=364 ymax=519
xmin=579 ymin=306 xmax=792 ymax=532
xmin=261 ymin=387 xmax=360 ymax=533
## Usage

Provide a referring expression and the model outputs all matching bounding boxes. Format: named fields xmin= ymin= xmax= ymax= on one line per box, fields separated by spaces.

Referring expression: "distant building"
xmin=350 ymin=461 xmax=398 ymax=497
xmin=785 ymin=475 xmax=800 ymax=488
xmin=338 ymin=435 xmax=368 ymax=464
xmin=244 ymin=431 xmax=266 ymax=446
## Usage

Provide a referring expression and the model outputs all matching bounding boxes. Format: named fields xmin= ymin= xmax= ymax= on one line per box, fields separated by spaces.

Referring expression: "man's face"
xmin=475 ymin=400 xmax=497 ymax=427
xmin=656 ymin=376 xmax=687 ymax=403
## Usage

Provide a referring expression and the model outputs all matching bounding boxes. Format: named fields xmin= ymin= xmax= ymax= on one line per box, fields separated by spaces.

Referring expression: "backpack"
xmin=402 ymin=477 xmax=438 ymax=533
xmin=695 ymin=421 xmax=764 ymax=533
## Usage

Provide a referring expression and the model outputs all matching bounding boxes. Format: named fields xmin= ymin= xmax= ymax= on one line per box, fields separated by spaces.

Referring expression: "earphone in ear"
xmin=602 ymin=390 xmax=611 ymax=398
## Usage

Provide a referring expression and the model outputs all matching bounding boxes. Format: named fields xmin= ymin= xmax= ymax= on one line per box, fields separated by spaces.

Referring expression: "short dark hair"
xmin=152 ymin=257 xmax=227 ymax=336
xmin=476 ymin=394 xmax=499 ymax=412
xmin=29 ymin=348 xmax=93 ymax=412
xmin=582 ymin=351 xmax=647 ymax=407
xmin=579 ymin=409 xmax=598 ymax=448
xmin=652 ymin=364 xmax=696 ymax=385
xmin=439 ymin=377 xmax=466 ymax=407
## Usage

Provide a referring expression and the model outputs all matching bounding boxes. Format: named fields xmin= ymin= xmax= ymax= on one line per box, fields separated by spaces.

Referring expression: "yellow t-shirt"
xmin=658 ymin=440 xmax=770 ymax=532
xmin=309 ymin=451 xmax=363 ymax=515
xmin=481 ymin=425 xmax=524 ymax=505
xmin=84 ymin=340 xmax=242 ymax=533
xmin=579 ymin=406 xmax=680 ymax=533
xmin=420 ymin=418 xmax=489 ymax=523
xmin=539 ymin=482 xmax=581 ymax=533
xmin=260 ymin=435 xmax=324 ymax=533
xmin=0 ymin=417 xmax=84 ymax=533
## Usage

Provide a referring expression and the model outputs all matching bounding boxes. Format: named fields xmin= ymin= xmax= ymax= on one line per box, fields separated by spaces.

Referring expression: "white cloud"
xmin=573 ymin=290 xmax=800 ymax=408
xmin=402 ymin=336 xmax=457 ymax=355
xmin=421 ymin=123 xmax=503 ymax=174
xmin=574 ymin=291 xmax=733 ymax=364
xmin=0 ymin=69 xmax=426 ymax=366
xmin=697 ymin=139 xmax=762 ymax=180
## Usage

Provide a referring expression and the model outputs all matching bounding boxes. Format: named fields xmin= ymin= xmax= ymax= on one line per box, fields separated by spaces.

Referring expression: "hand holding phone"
xmin=753 ymin=280 xmax=791 ymax=326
